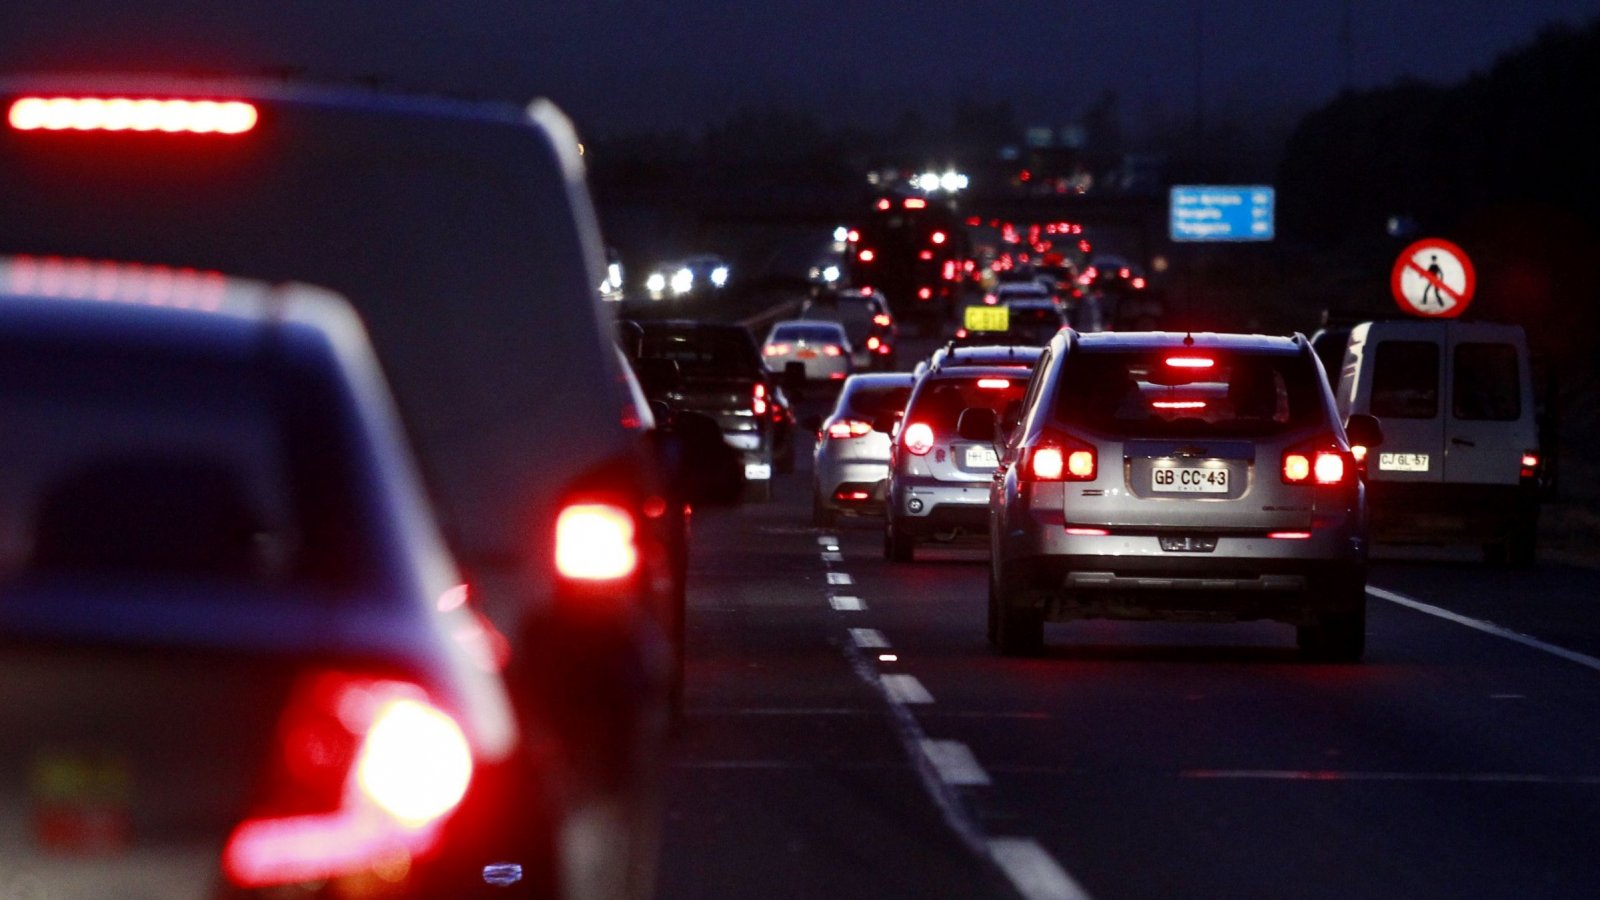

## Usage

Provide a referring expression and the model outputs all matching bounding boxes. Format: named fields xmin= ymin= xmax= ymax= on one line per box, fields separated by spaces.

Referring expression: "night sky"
xmin=2 ymin=1 xmax=1597 ymax=137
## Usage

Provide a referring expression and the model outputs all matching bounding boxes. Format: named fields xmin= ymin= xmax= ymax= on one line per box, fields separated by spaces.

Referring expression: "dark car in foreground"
xmin=980 ymin=330 xmax=1382 ymax=659
xmin=0 ymin=264 xmax=549 ymax=897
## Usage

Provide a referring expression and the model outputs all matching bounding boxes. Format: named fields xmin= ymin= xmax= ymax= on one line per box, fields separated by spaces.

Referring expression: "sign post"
xmin=1390 ymin=238 xmax=1475 ymax=318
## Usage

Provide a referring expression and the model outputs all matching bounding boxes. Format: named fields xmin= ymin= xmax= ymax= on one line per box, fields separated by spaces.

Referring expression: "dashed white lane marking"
xmin=1182 ymin=769 xmax=1600 ymax=785
xmin=821 ymin=551 xmax=844 ymax=562
xmin=850 ymin=628 xmax=890 ymax=649
xmin=920 ymin=740 xmax=992 ymax=786
xmin=817 ymin=535 xmax=838 ymax=546
xmin=880 ymin=673 xmax=934 ymax=704
xmin=826 ymin=572 xmax=853 ymax=585
xmin=829 ymin=595 xmax=866 ymax=611
xmin=1369 ymin=585 xmax=1600 ymax=674
xmin=988 ymin=838 xmax=1093 ymax=900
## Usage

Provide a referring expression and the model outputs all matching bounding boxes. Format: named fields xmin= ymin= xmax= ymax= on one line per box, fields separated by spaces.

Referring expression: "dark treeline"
xmin=1277 ymin=16 xmax=1600 ymax=392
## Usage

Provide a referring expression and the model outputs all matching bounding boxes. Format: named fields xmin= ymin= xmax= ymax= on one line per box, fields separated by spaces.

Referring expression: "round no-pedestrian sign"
xmin=1391 ymin=238 xmax=1475 ymax=318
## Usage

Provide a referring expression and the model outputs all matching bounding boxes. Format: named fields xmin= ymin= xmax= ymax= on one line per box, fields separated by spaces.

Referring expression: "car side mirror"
xmin=872 ymin=411 xmax=899 ymax=434
xmin=647 ymin=399 xmax=673 ymax=427
xmin=956 ymin=407 xmax=1000 ymax=443
xmin=1000 ymin=399 xmax=1024 ymax=433
xmin=637 ymin=357 xmax=682 ymax=396
xmin=1345 ymin=413 xmax=1384 ymax=450
xmin=656 ymin=410 xmax=742 ymax=507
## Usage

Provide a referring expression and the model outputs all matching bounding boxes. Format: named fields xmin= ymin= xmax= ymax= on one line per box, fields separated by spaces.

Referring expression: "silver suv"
xmin=978 ymin=331 xmax=1383 ymax=660
xmin=883 ymin=346 xmax=1041 ymax=561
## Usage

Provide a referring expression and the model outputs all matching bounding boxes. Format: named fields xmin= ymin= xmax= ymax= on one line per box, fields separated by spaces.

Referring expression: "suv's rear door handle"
xmin=1451 ymin=437 xmax=1476 ymax=447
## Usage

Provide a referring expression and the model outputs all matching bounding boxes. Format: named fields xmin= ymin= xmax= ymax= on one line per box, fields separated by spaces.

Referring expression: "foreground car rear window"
xmin=0 ymin=336 xmax=376 ymax=592
xmin=1052 ymin=349 xmax=1324 ymax=437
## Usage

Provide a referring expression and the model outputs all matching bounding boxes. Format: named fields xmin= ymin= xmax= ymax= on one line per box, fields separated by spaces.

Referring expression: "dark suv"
xmin=979 ymin=331 xmax=1382 ymax=660
xmin=626 ymin=319 xmax=796 ymax=499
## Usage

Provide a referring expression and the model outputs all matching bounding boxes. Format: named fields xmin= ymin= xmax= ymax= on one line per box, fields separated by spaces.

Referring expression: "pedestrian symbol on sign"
xmin=1390 ymin=238 xmax=1475 ymax=319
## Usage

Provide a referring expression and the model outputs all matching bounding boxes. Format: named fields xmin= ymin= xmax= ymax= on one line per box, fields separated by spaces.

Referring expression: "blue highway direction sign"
xmin=1170 ymin=185 xmax=1275 ymax=242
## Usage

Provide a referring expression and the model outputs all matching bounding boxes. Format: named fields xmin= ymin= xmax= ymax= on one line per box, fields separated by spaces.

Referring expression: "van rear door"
xmin=1443 ymin=323 xmax=1537 ymax=485
xmin=1352 ymin=321 xmax=1444 ymax=484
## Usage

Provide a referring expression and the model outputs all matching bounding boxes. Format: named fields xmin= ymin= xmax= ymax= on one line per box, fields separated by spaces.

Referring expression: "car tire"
xmin=1297 ymin=607 xmax=1366 ymax=663
xmin=994 ymin=590 xmax=1045 ymax=657
xmin=884 ymin=517 xmax=915 ymax=562
xmin=812 ymin=489 xmax=837 ymax=528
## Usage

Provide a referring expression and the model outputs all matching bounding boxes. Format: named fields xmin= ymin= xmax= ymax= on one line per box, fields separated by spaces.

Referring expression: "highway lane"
xmin=657 ymin=426 xmax=1600 ymax=900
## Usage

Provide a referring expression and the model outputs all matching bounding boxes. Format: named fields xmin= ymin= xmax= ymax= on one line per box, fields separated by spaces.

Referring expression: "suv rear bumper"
xmin=890 ymin=474 xmax=991 ymax=535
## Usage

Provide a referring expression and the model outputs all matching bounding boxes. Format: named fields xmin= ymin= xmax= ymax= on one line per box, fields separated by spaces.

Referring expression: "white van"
xmin=1334 ymin=319 xmax=1541 ymax=564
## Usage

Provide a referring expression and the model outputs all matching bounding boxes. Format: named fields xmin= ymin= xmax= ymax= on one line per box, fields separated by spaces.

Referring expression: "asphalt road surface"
xmin=655 ymin=378 xmax=1600 ymax=900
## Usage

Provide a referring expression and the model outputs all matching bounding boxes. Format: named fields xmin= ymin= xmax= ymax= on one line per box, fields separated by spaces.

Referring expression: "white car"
xmin=762 ymin=320 xmax=853 ymax=382
xmin=812 ymin=373 xmax=914 ymax=525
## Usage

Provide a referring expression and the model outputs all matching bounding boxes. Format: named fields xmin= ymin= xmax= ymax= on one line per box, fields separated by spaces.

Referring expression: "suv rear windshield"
xmin=639 ymin=327 xmax=762 ymax=378
xmin=0 ymin=333 xmax=375 ymax=594
xmin=845 ymin=383 xmax=911 ymax=418
xmin=1052 ymin=349 xmax=1325 ymax=437
xmin=771 ymin=323 xmax=845 ymax=344
xmin=907 ymin=374 xmax=1028 ymax=432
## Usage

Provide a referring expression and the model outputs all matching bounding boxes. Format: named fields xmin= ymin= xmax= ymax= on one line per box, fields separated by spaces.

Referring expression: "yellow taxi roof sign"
xmin=964 ymin=304 xmax=1010 ymax=333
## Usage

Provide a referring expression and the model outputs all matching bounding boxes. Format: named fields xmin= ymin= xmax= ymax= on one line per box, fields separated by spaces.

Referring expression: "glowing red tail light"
xmin=1283 ymin=447 xmax=1350 ymax=486
xmin=866 ymin=336 xmax=882 ymax=351
xmin=872 ymin=313 xmax=892 ymax=326
xmin=858 ymin=249 xmax=876 ymax=263
xmin=827 ymin=418 xmax=873 ymax=440
xmin=917 ymin=287 xmax=933 ymax=299
xmin=1520 ymin=451 xmax=1540 ymax=479
xmin=822 ymin=344 xmax=843 ymax=357
xmin=905 ymin=198 xmax=927 ymax=209
xmin=222 ymin=674 xmax=473 ymax=888
xmin=555 ymin=503 xmax=639 ymax=581
xmin=764 ymin=343 xmax=792 ymax=356
xmin=977 ymin=378 xmax=1011 ymax=390
xmin=931 ymin=231 xmax=947 ymax=244
xmin=1164 ymin=356 xmax=1214 ymax=369
xmin=902 ymin=422 xmax=935 ymax=455
xmin=753 ymin=383 xmax=768 ymax=415
xmin=1022 ymin=433 xmax=1096 ymax=482
xmin=9 ymin=96 xmax=258 ymax=134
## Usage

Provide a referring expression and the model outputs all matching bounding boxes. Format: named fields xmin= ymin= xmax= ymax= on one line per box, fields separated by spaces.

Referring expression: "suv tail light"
xmin=827 ymin=418 xmax=873 ymax=440
xmin=1520 ymin=450 xmax=1540 ymax=480
xmin=902 ymin=422 xmax=935 ymax=455
xmin=1022 ymin=432 xmax=1096 ymax=482
xmin=555 ymin=502 xmax=639 ymax=580
xmin=752 ymin=383 xmax=768 ymax=415
xmin=1283 ymin=443 xmax=1352 ymax=486
xmin=223 ymin=674 xmax=473 ymax=888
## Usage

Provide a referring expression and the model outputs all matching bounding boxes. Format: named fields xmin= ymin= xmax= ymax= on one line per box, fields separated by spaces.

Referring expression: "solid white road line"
xmin=829 ymin=595 xmax=866 ymax=611
xmin=1182 ymin=769 xmax=1600 ymax=785
xmin=850 ymin=627 xmax=890 ymax=649
xmin=1368 ymin=585 xmax=1600 ymax=674
xmin=988 ymin=838 xmax=1093 ymax=900
xmin=921 ymin=740 xmax=992 ymax=786
xmin=880 ymin=673 xmax=934 ymax=704
xmin=826 ymin=572 xmax=853 ymax=585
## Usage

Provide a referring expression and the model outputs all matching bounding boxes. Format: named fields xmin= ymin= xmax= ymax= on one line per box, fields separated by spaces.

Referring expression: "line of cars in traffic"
xmin=810 ymin=303 xmax=1545 ymax=662
xmin=0 ymin=75 xmax=744 ymax=898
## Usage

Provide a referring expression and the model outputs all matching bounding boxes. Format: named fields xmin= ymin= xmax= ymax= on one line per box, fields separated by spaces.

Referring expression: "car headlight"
xmin=646 ymin=272 xmax=666 ymax=293
xmin=710 ymin=266 xmax=730 ymax=288
xmin=671 ymin=268 xmax=694 ymax=295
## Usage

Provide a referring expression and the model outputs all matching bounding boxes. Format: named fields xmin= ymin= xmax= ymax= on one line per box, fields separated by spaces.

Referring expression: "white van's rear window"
xmin=1453 ymin=343 xmax=1521 ymax=421
xmin=1371 ymin=341 xmax=1439 ymax=419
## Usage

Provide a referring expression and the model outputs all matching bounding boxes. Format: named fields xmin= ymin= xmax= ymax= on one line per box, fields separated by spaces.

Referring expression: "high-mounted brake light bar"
xmin=7 ymin=96 xmax=258 ymax=134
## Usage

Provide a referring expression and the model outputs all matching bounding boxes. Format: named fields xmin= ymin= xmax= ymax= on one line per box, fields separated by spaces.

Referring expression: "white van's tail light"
xmin=902 ymin=422 xmax=935 ymax=455
xmin=9 ymin=96 xmax=258 ymax=134
xmin=1520 ymin=451 xmax=1540 ymax=479
xmin=222 ymin=675 xmax=474 ymax=888
xmin=555 ymin=503 xmax=639 ymax=581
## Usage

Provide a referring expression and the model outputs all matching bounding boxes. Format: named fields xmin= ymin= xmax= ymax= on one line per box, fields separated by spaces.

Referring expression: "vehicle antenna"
xmin=1183 ymin=332 xmax=1195 ymax=347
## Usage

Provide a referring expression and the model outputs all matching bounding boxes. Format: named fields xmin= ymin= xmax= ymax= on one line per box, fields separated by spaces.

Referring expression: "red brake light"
xmin=872 ymin=313 xmax=892 ymax=326
xmin=753 ymin=382 xmax=768 ymax=415
xmin=917 ymin=287 xmax=933 ymax=299
xmin=1283 ymin=447 xmax=1350 ymax=486
xmin=1023 ymin=434 xmax=1096 ymax=482
xmin=1165 ymin=356 xmax=1214 ymax=369
xmin=555 ymin=503 xmax=638 ymax=581
xmin=866 ymin=335 xmax=882 ymax=350
xmin=902 ymin=422 xmax=935 ymax=455
xmin=827 ymin=419 xmax=873 ymax=439
xmin=931 ymin=231 xmax=947 ymax=244
xmin=905 ymin=198 xmax=927 ymax=209
xmin=1152 ymin=400 xmax=1207 ymax=410
xmin=977 ymin=378 xmax=1011 ymax=390
xmin=859 ymin=249 xmax=876 ymax=263
xmin=1268 ymin=531 xmax=1312 ymax=540
xmin=764 ymin=342 xmax=792 ymax=356
xmin=876 ymin=199 xmax=891 ymax=211
xmin=1521 ymin=451 xmax=1540 ymax=478
xmin=222 ymin=675 xmax=473 ymax=888
xmin=822 ymin=344 xmax=843 ymax=357
xmin=10 ymin=96 xmax=258 ymax=134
